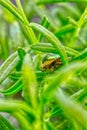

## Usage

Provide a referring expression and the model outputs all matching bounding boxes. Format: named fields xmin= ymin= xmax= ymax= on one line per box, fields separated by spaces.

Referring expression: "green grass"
xmin=0 ymin=0 xmax=87 ymax=130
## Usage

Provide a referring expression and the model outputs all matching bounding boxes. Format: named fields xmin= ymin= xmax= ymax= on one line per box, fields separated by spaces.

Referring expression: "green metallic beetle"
xmin=41 ymin=53 xmax=63 ymax=72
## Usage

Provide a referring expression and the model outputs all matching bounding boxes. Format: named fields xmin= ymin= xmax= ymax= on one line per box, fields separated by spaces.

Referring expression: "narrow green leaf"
xmin=55 ymin=89 xmax=87 ymax=129
xmin=22 ymin=54 xmax=38 ymax=108
xmin=16 ymin=0 xmax=38 ymax=44
xmin=0 ymin=0 xmax=23 ymax=22
xmin=55 ymin=24 xmax=75 ymax=37
xmin=30 ymin=22 xmax=68 ymax=65
xmin=31 ymin=43 xmax=79 ymax=56
xmin=0 ymin=0 xmax=38 ymax=45
xmin=0 ymin=56 xmax=19 ymax=83
xmin=38 ymin=16 xmax=50 ymax=41
xmin=16 ymin=47 xmax=26 ymax=71
xmin=18 ymin=47 xmax=26 ymax=61
xmin=13 ymin=111 xmax=32 ymax=130
xmin=36 ymin=0 xmax=86 ymax=5
xmin=0 ymin=114 xmax=15 ymax=130
xmin=70 ymin=6 xmax=87 ymax=45
xmin=0 ymin=100 xmax=35 ymax=116
xmin=73 ymin=48 xmax=87 ymax=61
xmin=0 ymin=52 xmax=17 ymax=75
xmin=0 ymin=78 xmax=22 ymax=95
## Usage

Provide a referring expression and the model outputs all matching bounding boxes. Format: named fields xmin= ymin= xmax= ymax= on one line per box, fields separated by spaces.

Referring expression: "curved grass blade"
xmin=16 ymin=47 xmax=26 ymax=71
xmin=55 ymin=89 xmax=87 ymax=130
xmin=16 ymin=0 xmax=38 ymax=44
xmin=13 ymin=111 xmax=32 ymax=130
xmin=31 ymin=43 xmax=79 ymax=56
xmin=22 ymin=54 xmax=38 ymax=108
xmin=0 ymin=100 xmax=35 ymax=116
xmin=0 ymin=100 xmax=35 ymax=130
xmin=72 ymin=48 xmax=87 ymax=61
xmin=0 ymin=78 xmax=22 ymax=95
xmin=0 ymin=114 xmax=15 ymax=130
xmin=18 ymin=47 xmax=26 ymax=61
xmin=38 ymin=16 xmax=50 ymax=42
xmin=30 ymin=22 xmax=68 ymax=65
xmin=37 ymin=0 xmax=84 ymax=5
xmin=0 ymin=0 xmax=38 ymax=45
xmin=0 ymin=52 xmax=17 ymax=75
xmin=10 ymin=70 xmax=45 ymax=82
xmin=0 ymin=56 xmax=19 ymax=84
xmin=55 ymin=24 xmax=75 ymax=37
xmin=0 ymin=0 xmax=23 ymax=22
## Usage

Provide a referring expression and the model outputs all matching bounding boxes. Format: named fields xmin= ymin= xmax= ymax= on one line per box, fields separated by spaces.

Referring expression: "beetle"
xmin=41 ymin=53 xmax=63 ymax=72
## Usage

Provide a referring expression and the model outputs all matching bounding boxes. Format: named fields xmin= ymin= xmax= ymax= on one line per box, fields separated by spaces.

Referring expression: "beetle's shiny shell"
xmin=42 ymin=53 xmax=60 ymax=63
xmin=41 ymin=54 xmax=62 ymax=71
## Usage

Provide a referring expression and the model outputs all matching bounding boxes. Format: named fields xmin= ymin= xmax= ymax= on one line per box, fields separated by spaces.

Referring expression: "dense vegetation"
xmin=0 ymin=0 xmax=87 ymax=130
